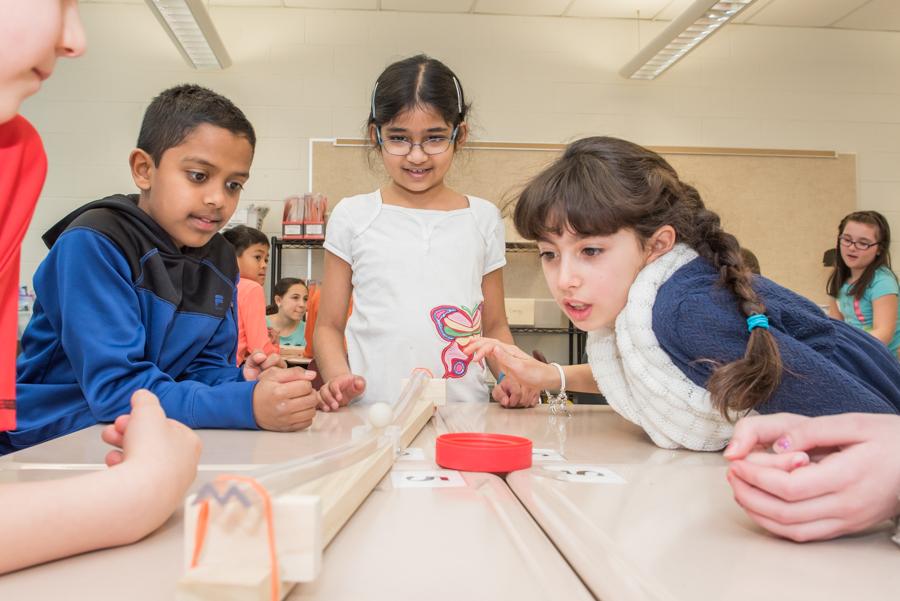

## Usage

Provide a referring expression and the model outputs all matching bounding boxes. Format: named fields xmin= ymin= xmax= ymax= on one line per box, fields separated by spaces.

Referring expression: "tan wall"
xmin=312 ymin=141 xmax=854 ymax=305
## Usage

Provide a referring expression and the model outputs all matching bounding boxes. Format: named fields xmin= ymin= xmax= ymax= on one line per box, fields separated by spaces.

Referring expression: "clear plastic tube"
xmin=201 ymin=370 xmax=432 ymax=502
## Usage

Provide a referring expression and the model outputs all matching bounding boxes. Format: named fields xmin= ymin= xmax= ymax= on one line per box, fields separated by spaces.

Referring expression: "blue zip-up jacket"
xmin=5 ymin=194 xmax=257 ymax=453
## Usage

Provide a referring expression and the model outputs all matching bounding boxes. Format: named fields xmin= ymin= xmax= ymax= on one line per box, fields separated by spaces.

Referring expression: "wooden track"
xmin=177 ymin=398 xmax=436 ymax=601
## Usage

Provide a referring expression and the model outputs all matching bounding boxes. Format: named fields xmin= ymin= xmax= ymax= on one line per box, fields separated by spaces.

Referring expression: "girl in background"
xmin=267 ymin=277 xmax=308 ymax=347
xmin=464 ymin=137 xmax=900 ymax=451
xmin=314 ymin=55 xmax=537 ymax=410
xmin=223 ymin=225 xmax=278 ymax=365
xmin=827 ymin=211 xmax=900 ymax=357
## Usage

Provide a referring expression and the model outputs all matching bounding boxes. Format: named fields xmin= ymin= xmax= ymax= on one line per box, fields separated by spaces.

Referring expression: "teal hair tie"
xmin=746 ymin=314 xmax=769 ymax=332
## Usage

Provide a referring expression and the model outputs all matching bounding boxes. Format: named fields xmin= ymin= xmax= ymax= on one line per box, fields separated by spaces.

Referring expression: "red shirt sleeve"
xmin=0 ymin=116 xmax=48 ymax=431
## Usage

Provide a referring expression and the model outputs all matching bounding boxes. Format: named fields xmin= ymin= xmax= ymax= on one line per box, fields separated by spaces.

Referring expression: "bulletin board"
xmin=310 ymin=139 xmax=855 ymax=306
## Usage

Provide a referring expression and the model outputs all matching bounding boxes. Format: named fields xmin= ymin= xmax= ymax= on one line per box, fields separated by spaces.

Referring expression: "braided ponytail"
xmin=678 ymin=182 xmax=782 ymax=417
xmin=514 ymin=136 xmax=783 ymax=418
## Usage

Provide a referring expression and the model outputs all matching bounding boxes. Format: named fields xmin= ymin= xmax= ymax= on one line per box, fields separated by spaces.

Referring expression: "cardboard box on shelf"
xmin=303 ymin=221 xmax=324 ymax=239
xmin=282 ymin=221 xmax=304 ymax=239
xmin=282 ymin=193 xmax=327 ymax=240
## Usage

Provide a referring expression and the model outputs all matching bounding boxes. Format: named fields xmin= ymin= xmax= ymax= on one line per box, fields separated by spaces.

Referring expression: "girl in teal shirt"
xmin=266 ymin=278 xmax=309 ymax=347
xmin=828 ymin=211 xmax=900 ymax=357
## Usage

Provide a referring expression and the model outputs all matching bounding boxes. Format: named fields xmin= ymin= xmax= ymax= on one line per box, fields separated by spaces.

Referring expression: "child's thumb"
xmin=130 ymin=389 xmax=165 ymax=417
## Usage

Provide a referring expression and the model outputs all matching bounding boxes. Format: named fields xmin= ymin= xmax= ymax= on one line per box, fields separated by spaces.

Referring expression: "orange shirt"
xmin=302 ymin=286 xmax=320 ymax=359
xmin=303 ymin=285 xmax=351 ymax=359
xmin=235 ymin=278 xmax=277 ymax=365
xmin=0 ymin=116 xmax=47 ymax=431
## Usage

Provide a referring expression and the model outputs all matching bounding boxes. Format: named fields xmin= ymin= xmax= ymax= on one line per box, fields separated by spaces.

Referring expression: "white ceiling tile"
xmin=285 ymin=0 xmax=377 ymax=7
xmin=733 ymin=0 xmax=775 ymax=23
xmin=86 ymin=0 xmax=900 ymax=32
xmin=834 ymin=0 xmax=900 ymax=31
xmin=746 ymin=0 xmax=870 ymax=27
xmin=567 ymin=0 xmax=675 ymax=20
xmin=210 ymin=0 xmax=284 ymax=6
xmin=473 ymin=0 xmax=570 ymax=16
xmin=654 ymin=0 xmax=710 ymax=21
xmin=382 ymin=0 xmax=473 ymax=13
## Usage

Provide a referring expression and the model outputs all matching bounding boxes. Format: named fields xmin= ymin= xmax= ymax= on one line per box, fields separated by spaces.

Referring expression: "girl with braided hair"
xmin=464 ymin=136 xmax=900 ymax=451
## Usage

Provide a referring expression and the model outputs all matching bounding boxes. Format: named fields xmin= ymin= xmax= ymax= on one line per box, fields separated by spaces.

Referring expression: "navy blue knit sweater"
xmin=653 ymin=258 xmax=900 ymax=416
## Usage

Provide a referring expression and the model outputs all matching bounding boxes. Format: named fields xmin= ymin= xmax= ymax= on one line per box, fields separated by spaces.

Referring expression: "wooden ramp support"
xmin=177 ymin=373 xmax=442 ymax=600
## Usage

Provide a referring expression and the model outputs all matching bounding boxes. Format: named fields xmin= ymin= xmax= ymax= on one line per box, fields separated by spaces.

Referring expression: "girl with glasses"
xmin=314 ymin=55 xmax=538 ymax=410
xmin=463 ymin=137 xmax=900 ymax=451
xmin=827 ymin=211 xmax=900 ymax=358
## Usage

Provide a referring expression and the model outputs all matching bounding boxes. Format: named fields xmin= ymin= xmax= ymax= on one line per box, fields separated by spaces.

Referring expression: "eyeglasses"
xmin=376 ymin=126 xmax=458 ymax=156
xmin=838 ymin=235 xmax=879 ymax=251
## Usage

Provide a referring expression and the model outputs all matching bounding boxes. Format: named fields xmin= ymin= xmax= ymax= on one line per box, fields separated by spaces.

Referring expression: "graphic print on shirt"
xmin=430 ymin=303 xmax=483 ymax=379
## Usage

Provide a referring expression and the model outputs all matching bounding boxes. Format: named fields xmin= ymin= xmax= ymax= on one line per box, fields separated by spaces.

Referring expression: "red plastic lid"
xmin=435 ymin=433 xmax=533 ymax=473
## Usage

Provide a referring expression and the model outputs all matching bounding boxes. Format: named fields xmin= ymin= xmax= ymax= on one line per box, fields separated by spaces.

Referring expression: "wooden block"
xmin=178 ymin=397 xmax=435 ymax=599
xmin=179 ymin=492 xmax=321 ymax=600
xmin=400 ymin=377 xmax=446 ymax=407
xmin=279 ymin=345 xmax=305 ymax=358
xmin=504 ymin=298 xmax=535 ymax=326
xmin=177 ymin=564 xmax=274 ymax=601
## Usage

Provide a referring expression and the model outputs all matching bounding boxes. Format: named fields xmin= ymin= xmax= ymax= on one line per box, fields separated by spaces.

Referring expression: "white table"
xmin=437 ymin=403 xmax=900 ymax=601
xmin=0 ymin=404 xmax=593 ymax=601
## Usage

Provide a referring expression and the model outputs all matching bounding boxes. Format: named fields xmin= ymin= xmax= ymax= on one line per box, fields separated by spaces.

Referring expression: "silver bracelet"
xmin=545 ymin=362 xmax=568 ymax=413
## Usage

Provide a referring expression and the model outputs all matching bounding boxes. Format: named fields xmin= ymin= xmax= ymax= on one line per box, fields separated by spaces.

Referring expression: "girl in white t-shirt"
xmin=314 ymin=55 xmax=538 ymax=409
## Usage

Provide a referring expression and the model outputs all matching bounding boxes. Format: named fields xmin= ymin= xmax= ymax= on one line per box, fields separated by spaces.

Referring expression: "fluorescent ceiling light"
xmin=620 ymin=0 xmax=756 ymax=81
xmin=144 ymin=0 xmax=231 ymax=70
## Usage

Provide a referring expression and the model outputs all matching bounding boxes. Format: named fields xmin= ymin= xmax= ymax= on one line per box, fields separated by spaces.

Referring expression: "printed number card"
xmin=390 ymin=469 xmax=466 ymax=488
xmin=541 ymin=464 xmax=626 ymax=484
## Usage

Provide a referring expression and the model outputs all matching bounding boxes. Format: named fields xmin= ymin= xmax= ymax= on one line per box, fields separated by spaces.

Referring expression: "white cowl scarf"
xmin=586 ymin=243 xmax=734 ymax=451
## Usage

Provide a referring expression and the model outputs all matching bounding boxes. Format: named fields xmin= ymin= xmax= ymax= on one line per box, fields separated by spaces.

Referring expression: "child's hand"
xmin=100 ymin=389 xmax=201 ymax=494
xmin=723 ymin=412 xmax=811 ymax=460
xmin=462 ymin=337 xmax=557 ymax=391
xmin=243 ymin=350 xmax=287 ymax=380
xmin=318 ymin=374 xmax=366 ymax=412
xmin=252 ymin=368 xmax=318 ymax=431
xmin=267 ymin=327 xmax=280 ymax=345
xmin=724 ymin=413 xmax=900 ymax=542
xmin=493 ymin=376 xmax=540 ymax=409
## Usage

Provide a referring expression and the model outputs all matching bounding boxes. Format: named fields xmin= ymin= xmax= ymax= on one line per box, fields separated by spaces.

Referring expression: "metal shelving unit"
xmin=269 ymin=236 xmax=324 ymax=299
xmin=504 ymin=241 xmax=539 ymax=253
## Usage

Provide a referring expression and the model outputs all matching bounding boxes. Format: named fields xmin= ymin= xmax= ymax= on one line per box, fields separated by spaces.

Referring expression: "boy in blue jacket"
xmin=6 ymin=84 xmax=317 ymax=452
